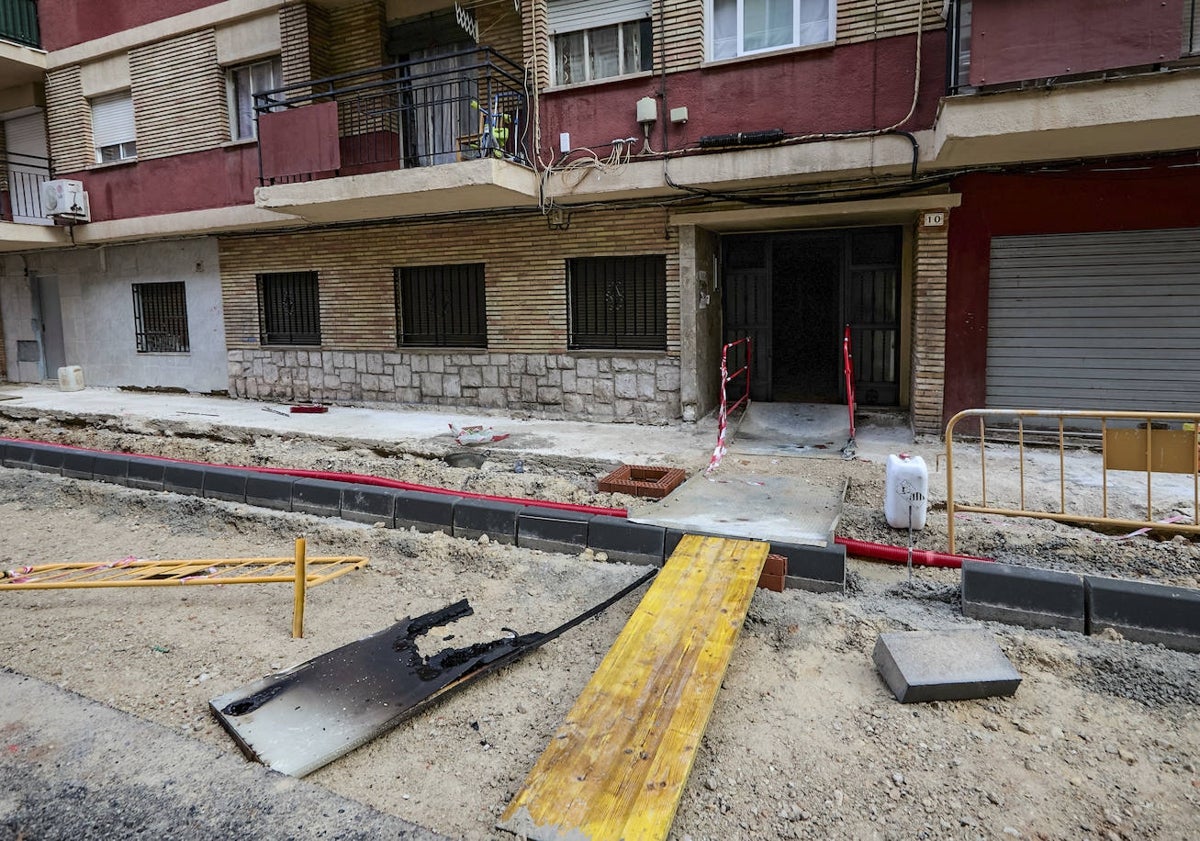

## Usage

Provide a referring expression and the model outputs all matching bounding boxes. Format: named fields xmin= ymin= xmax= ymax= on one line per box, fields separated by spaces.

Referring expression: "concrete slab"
xmin=727 ymin=403 xmax=911 ymax=460
xmin=629 ymin=472 xmax=841 ymax=548
xmin=873 ymin=630 xmax=1022 ymax=703
xmin=0 ymin=670 xmax=445 ymax=840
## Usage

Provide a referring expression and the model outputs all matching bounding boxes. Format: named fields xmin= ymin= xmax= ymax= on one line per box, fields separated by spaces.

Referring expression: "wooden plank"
xmin=500 ymin=534 xmax=769 ymax=841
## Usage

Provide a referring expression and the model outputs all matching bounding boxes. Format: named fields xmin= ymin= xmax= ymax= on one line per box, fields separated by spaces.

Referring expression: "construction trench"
xmin=0 ymin=389 xmax=1197 ymax=839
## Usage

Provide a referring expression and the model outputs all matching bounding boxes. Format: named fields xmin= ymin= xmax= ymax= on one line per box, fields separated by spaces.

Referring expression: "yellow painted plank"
xmin=500 ymin=534 xmax=768 ymax=841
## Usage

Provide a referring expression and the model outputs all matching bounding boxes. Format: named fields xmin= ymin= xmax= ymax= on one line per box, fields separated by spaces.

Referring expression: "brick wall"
xmin=473 ymin=0 xmax=523 ymax=61
xmin=219 ymin=206 xmax=682 ymax=419
xmin=911 ymin=218 xmax=949 ymax=435
xmin=45 ymin=66 xmax=91 ymax=174
xmin=328 ymin=1 xmax=386 ymax=75
xmin=130 ymin=29 xmax=226 ymax=160
xmin=838 ymin=0 xmax=946 ymax=44
xmin=280 ymin=2 xmax=333 ymax=94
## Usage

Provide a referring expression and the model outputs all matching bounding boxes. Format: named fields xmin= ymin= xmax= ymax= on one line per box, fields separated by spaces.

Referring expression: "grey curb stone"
xmin=453 ymin=498 xmax=523 ymax=544
xmin=773 ymin=541 xmax=846 ymax=594
xmin=245 ymin=473 xmax=294 ymax=511
xmin=203 ymin=468 xmax=247 ymax=504
xmin=517 ymin=509 xmax=592 ymax=554
xmin=1087 ymin=576 xmax=1200 ymax=652
xmin=394 ymin=490 xmax=459 ymax=533
xmin=962 ymin=560 xmax=1086 ymax=632
xmin=126 ymin=458 xmax=166 ymax=491
xmin=92 ymin=453 xmax=130 ymax=486
xmin=29 ymin=444 xmax=65 ymax=474
xmin=2 ymin=442 xmax=34 ymax=470
xmin=163 ymin=462 xmax=206 ymax=496
xmin=873 ymin=630 xmax=1022 ymax=703
xmin=292 ymin=478 xmax=344 ymax=519
xmin=61 ymin=449 xmax=96 ymax=479
xmin=341 ymin=486 xmax=397 ymax=527
xmin=588 ymin=518 xmax=666 ymax=566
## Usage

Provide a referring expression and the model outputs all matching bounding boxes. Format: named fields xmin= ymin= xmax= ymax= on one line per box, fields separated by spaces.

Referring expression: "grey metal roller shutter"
xmin=986 ymin=228 xmax=1200 ymax=412
xmin=548 ymin=0 xmax=651 ymax=34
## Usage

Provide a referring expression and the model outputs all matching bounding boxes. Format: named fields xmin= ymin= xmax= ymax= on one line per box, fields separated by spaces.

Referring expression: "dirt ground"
xmin=0 ymin=412 xmax=1197 ymax=841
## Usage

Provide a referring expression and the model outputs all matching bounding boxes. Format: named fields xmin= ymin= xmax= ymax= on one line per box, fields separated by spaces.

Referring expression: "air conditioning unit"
xmin=41 ymin=179 xmax=91 ymax=224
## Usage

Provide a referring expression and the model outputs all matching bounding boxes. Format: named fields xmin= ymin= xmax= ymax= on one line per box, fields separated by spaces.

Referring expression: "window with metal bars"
xmin=132 ymin=282 xmax=190 ymax=353
xmin=567 ymin=255 xmax=666 ymax=350
xmin=257 ymin=271 xmax=321 ymax=346
xmin=395 ymin=263 xmax=487 ymax=347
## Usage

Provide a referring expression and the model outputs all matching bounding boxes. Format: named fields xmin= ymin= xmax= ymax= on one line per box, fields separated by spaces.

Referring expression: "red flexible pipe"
xmin=1 ymin=437 xmax=628 ymax=518
xmin=835 ymin=536 xmax=991 ymax=569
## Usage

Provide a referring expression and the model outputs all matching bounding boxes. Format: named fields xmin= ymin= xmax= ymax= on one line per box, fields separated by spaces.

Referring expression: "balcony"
xmin=934 ymin=0 xmax=1200 ymax=167
xmin=253 ymin=47 xmax=538 ymax=224
xmin=0 ymin=0 xmax=43 ymax=86
xmin=0 ymin=151 xmax=64 ymax=252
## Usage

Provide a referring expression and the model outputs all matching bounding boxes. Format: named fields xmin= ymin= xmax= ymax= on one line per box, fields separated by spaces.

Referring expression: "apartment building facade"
xmin=1 ymin=0 xmax=1198 ymax=432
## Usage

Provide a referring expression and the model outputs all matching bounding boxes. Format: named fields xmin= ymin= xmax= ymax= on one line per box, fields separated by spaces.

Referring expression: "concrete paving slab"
xmin=629 ymin=472 xmax=841 ymax=548
xmin=727 ymin=403 xmax=911 ymax=460
xmin=873 ymin=630 xmax=1022 ymax=703
xmin=0 ymin=670 xmax=445 ymax=840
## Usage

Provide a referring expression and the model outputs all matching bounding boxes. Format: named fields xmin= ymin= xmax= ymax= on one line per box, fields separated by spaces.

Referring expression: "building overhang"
xmin=254 ymin=158 xmax=541 ymax=224
xmin=544 ymin=133 xmax=934 ymax=206
xmin=668 ymin=192 xmax=962 ymax=232
xmin=0 ymin=222 xmax=66 ymax=252
xmin=933 ymin=70 xmax=1200 ymax=168
xmin=0 ymin=39 xmax=46 ymax=88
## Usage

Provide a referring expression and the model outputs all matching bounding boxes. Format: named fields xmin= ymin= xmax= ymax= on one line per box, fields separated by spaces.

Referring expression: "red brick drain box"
xmin=597 ymin=465 xmax=687 ymax=499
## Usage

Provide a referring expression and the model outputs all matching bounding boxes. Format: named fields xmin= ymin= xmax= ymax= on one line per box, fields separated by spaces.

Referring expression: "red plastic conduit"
xmin=835 ymin=536 xmax=992 ymax=569
xmin=1 ymin=437 xmax=627 ymax=518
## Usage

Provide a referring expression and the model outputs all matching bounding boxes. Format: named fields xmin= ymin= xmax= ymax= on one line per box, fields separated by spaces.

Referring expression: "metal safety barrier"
xmin=946 ymin=409 xmax=1200 ymax=554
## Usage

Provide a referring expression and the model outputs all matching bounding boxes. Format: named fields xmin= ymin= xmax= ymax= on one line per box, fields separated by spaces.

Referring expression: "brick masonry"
xmin=911 ymin=216 xmax=949 ymax=436
xmin=227 ymin=348 xmax=682 ymax=421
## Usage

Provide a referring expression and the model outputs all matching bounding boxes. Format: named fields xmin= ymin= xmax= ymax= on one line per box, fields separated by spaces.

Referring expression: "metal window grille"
xmin=258 ymin=272 xmax=321 ymax=346
xmin=568 ymin=256 xmax=666 ymax=350
xmin=132 ymin=282 xmax=190 ymax=353
xmin=396 ymin=263 xmax=487 ymax=347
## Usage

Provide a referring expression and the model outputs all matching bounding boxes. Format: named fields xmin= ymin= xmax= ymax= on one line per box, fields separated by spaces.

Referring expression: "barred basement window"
xmin=258 ymin=271 xmax=321 ymax=346
xmin=132 ymin=282 xmax=190 ymax=353
xmin=567 ymin=255 xmax=666 ymax=350
xmin=396 ymin=263 xmax=487 ymax=348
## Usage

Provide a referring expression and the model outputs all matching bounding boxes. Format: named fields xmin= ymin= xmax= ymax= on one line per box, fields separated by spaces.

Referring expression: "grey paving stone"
xmin=1087 ymin=576 xmax=1200 ymax=652
xmin=873 ymin=630 xmax=1022 ymax=703
xmin=962 ymin=560 xmax=1086 ymax=632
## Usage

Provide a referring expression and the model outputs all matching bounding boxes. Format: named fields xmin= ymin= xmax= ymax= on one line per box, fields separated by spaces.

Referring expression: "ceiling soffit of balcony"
xmin=934 ymin=71 xmax=1200 ymax=168
xmin=0 ymin=221 xmax=66 ymax=252
xmin=254 ymin=159 xmax=540 ymax=225
xmin=0 ymin=41 xmax=46 ymax=87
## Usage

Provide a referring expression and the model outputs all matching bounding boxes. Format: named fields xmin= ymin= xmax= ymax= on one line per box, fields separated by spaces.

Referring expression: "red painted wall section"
xmin=944 ymin=158 xmax=1200 ymax=422
xmin=259 ymin=103 xmax=341 ymax=180
xmin=56 ymin=144 xmax=260 ymax=222
xmin=38 ymin=0 xmax=220 ymax=51
xmin=969 ymin=0 xmax=1184 ymax=86
xmin=539 ymin=31 xmax=947 ymax=157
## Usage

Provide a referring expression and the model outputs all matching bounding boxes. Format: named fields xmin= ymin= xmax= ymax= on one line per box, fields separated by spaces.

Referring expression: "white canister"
xmin=57 ymin=365 xmax=85 ymax=392
xmin=885 ymin=453 xmax=928 ymax=530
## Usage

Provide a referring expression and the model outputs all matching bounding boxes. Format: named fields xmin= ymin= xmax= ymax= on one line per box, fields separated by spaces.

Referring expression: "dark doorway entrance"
xmin=722 ymin=226 xmax=902 ymax=405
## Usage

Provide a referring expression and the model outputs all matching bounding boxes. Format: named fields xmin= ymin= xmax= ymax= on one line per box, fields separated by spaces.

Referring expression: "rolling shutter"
xmin=986 ymin=228 xmax=1200 ymax=412
xmin=91 ymin=91 xmax=136 ymax=149
xmin=548 ymin=0 xmax=651 ymax=34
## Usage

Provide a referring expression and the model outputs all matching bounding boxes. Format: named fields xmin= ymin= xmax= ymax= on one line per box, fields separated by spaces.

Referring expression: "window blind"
xmin=91 ymin=92 xmax=136 ymax=148
xmin=548 ymin=0 xmax=651 ymax=34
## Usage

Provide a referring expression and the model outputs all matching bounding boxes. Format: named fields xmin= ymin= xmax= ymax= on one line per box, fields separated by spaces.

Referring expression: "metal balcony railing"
xmin=0 ymin=0 xmax=39 ymax=48
xmin=1 ymin=151 xmax=51 ymax=224
xmin=255 ymin=47 xmax=528 ymax=185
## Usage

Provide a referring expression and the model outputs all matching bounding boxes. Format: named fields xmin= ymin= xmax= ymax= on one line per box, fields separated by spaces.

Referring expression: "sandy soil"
xmin=0 ymin=414 xmax=1197 ymax=841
